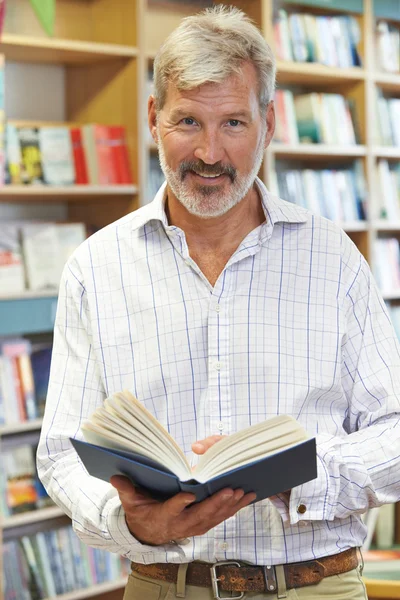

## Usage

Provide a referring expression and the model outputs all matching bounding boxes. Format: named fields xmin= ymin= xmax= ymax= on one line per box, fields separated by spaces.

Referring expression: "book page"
xmin=81 ymin=390 xmax=191 ymax=480
xmin=194 ymin=415 xmax=309 ymax=483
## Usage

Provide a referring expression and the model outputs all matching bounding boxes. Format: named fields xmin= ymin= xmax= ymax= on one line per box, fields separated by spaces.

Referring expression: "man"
xmin=37 ymin=6 xmax=400 ymax=600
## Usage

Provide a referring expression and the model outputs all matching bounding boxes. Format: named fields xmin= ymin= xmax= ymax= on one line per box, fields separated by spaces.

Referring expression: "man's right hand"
xmin=110 ymin=475 xmax=256 ymax=546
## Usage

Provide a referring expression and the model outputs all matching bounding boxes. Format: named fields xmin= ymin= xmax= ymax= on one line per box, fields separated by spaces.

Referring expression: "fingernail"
xmin=222 ymin=491 xmax=234 ymax=500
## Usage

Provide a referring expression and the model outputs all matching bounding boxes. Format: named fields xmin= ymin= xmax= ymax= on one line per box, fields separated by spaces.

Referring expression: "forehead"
xmin=163 ymin=61 xmax=260 ymax=114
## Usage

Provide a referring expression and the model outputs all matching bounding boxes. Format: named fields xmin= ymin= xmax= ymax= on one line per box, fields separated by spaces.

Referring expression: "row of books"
xmin=4 ymin=122 xmax=134 ymax=186
xmin=3 ymin=525 xmax=130 ymax=599
xmin=376 ymin=21 xmax=400 ymax=74
xmin=374 ymin=237 xmax=400 ymax=292
xmin=274 ymin=90 xmax=358 ymax=146
xmin=0 ymin=339 xmax=52 ymax=426
xmin=378 ymin=160 xmax=400 ymax=221
xmin=0 ymin=221 xmax=86 ymax=294
xmin=375 ymin=93 xmax=400 ymax=147
xmin=0 ymin=443 xmax=53 ymax=518
xmin=271 ymin=163 xmax=366 ymax=223
xmin=273 ymin=10 xmax=362 ymax=68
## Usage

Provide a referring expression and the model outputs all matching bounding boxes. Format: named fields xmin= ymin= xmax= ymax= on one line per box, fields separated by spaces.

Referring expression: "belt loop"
xmin=176 ymin=563 xmax=189 ymax=598
xmin=357 ymin=548 xmax=364 ymax=576
xmin=275 ymin=565 xmax=288 ymax=599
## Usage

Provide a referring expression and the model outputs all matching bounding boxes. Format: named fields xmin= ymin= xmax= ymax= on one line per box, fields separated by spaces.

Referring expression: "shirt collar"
xmin=131 ymin=177 xmax=308 ymax=233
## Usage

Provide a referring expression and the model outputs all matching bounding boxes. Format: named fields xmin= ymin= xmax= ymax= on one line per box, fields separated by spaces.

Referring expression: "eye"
xmin=227 ymin=119 xmax=241 ymax=127
xmin=181 ymin=117 xmax=197 ymax=126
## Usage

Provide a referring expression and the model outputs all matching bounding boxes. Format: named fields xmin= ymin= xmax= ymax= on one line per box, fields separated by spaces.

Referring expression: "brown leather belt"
xmin=132 ymin=547 xmax=358 ymax=594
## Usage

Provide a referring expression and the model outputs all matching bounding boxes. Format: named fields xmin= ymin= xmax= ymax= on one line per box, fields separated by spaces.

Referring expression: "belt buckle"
xmin=210 ymin=560 xmax=245 ymax=600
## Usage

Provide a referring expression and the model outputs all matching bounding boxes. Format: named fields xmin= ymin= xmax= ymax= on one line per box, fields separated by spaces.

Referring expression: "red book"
xmin=93 ymin=125 xmax=117 ymax=185
xmin=70 ymin=127 xmax=88 ymax=184
xmin=108 ymin=125 xmax=133 ymax=184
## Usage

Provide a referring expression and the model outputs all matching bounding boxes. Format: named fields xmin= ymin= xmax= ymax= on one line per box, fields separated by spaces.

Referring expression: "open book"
xmin=71 ymin=390 xmax=317 ymax=503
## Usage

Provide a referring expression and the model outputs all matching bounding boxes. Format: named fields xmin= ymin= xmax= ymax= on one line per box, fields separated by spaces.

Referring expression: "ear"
xmin=148 ymin=95 xmax=158 ymax=144
xmin=264 ymin=101 xmax=275 ymax=150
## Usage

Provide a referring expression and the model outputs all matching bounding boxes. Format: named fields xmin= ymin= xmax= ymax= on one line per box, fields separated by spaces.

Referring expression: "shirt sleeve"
xmin=270 ymin=253 xmax=400 ymax=525
xmin=36 ymin=255 xmax=175 ymax=558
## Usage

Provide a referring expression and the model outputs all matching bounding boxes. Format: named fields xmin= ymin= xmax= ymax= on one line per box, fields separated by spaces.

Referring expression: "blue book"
xmin=70 ymin=390 xmax=317 ymax=503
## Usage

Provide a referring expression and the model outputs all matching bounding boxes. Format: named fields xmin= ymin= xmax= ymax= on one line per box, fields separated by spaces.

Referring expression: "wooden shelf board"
xmin=2 ymin=506 xmax=64 ymax=530
xmin=373 ymin=220 xmax=400 ymax=231
xmin=43 ymin=578 xmax=127 ymax=600
xmin=382 ymin=291 xmax=400 ymax=301
xmin=372 ymin=147 xmax=400 ymax=159
xmin=270 ymin=143 xmax=367 ymax=159
xmin=373 ymin=72 xmax=400 ymax=92
xmin=277 ymin=61 xmax=366 ymax=85
xmin=0 ymin=33 xmax=138 ymax=65
xmin=0 ymin=185 xmax=138 ymax=201
xmin=0 ymin=418 xmax=43 ymax=436
xmin=0 ymin=290 xmax=57 ymax=300
xmin=341 ymin=221 xmax=369 ymax=232
xmin=364 ymin=578 xmax=400 ymax=599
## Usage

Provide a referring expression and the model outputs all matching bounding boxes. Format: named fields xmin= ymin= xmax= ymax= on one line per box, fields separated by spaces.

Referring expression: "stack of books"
xmin=0 ymin=338 xmax=52 ymax=426
xmin=3 ymin=525 xmax=130 ymax=598
xmin=5 ymin=123 xmax=134 ymax=186
xmin=273 ymin=10 xmax=362 ymax=67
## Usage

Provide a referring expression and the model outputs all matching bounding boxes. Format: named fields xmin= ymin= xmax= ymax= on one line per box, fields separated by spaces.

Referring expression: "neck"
xmin=165 ymin=183 xmax=265 ymax=253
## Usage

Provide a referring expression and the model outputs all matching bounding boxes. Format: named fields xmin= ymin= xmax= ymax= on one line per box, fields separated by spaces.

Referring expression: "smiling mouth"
xmin=190 ymin=171 xmax=226 ymax=182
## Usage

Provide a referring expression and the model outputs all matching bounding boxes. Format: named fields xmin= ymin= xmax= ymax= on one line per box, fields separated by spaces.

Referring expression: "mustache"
xmin=179 ymin=160 xmax=236 ymax=182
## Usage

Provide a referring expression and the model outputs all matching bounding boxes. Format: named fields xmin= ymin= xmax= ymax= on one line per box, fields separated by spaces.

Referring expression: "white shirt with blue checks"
xmin=37 ymin=178 xmax=400 ymax=566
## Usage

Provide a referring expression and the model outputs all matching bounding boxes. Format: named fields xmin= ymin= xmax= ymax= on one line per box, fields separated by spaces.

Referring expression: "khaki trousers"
xmin=123 ymin=564 xmax=368 ymax=599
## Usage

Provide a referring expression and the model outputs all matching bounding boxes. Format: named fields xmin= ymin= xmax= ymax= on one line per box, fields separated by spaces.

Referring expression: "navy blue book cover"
xmin=70 ymin=437 xmax=317 ymax=503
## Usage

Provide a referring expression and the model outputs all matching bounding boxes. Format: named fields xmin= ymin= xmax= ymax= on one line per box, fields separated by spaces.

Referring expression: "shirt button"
xmin=297 ymin=503 xmax=307 ymax=515
xmin=220 ymin=542 xmax=229 ymax=550
xmin=214 ymin=361 xmax=222 ymax=371
xmin=215 ymin=303 xmax=221 ymax=313
xmin=298 ymin=520 xmax=309 ymax=527
xmin=218 ymin=422 xmax=224 ymax=431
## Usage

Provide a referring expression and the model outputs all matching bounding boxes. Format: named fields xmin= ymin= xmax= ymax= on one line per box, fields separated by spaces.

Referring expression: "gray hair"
xmin=153 ymin=5 xmax=276 ymax=113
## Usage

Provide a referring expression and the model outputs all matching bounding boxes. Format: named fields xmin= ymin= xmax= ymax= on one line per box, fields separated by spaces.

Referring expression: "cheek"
xmin=163 ymin=136 xmax=194 ymax=169
xmin=228 ymin=137 xmax=261 ymax=170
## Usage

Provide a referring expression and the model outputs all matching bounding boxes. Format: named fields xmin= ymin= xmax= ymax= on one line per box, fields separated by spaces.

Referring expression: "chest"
xmin=189 ymin=249 xmax=234 ymax=287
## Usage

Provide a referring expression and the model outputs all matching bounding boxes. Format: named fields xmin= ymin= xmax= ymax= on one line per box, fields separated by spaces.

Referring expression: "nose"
xmin=193 ymin=128 xmax=225 ymax=165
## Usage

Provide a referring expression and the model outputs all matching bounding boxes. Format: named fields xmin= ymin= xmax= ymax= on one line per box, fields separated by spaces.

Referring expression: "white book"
xmin=39 ymin=127 xmax=75 ymax=185
xmin=283 ymin=90 xmax=299 ymax=145
xmin=302 ymin=170 xmax=321 ymax=215
xmin=378 ymin=160 xmax=400 ymax=221
xmin=388 ymin=99 xmax=400 ymax=147
xmin=20 ymin=222 xmax=61 ymax=291
xmin=56 ymin=222 xmax=86 ymax=268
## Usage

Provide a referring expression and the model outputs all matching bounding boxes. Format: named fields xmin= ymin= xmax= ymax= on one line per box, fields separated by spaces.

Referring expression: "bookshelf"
xmin=2 ymin=0 xmax=400 ymax=599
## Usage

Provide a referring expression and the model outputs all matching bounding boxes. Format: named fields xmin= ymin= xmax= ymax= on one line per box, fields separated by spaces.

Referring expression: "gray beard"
xmin=156 ymin=123 xmax=266 ymax=219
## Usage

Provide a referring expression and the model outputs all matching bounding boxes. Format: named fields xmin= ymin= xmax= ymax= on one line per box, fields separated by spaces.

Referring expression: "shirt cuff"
xmin=270 ymin=435 xmax=339 ymax=526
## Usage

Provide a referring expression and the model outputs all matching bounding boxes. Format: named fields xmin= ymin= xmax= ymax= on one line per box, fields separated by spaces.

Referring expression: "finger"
xmin=163 ymin=492 xmax=197 ymax=518
xmin=110 ymin=476 xmax=158 ymax=507
xmin=192 ymin=434 xmax=226 ymax=455
xmin=110 ymin=475 xmax=133 ymax=491
xmin=185 ymin=488 xmax=236 ymax=523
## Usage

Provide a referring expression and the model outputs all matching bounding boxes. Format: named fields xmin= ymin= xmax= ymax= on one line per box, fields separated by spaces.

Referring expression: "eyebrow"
xmin=168 ymin=108 xmax=253 ymax=122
